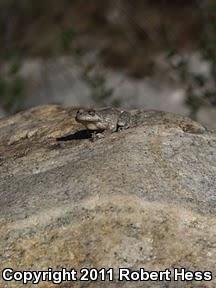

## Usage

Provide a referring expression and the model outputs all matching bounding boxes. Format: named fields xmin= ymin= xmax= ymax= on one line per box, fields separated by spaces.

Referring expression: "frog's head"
xmin=75 ymin=109 xmax=104 ymax=130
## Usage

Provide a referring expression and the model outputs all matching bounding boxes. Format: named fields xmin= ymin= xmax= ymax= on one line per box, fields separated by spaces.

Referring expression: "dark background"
xmin=0 ymin=0 xmax=215 ymax=127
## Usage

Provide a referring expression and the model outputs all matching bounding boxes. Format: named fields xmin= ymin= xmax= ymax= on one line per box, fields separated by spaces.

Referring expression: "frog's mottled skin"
xmin=75 ymin=108 xmax=206 ymax=140
xmin=75 ymin=108 xmax=131 ymax=133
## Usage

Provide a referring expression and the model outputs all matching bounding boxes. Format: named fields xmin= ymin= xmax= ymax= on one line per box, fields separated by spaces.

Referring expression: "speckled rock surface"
xmin=0 ymin=105 xmax=215 ymax=288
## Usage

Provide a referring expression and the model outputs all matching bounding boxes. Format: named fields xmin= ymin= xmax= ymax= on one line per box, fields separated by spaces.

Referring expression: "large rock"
xmin=0 ymin=105 xmax=215 ymax=288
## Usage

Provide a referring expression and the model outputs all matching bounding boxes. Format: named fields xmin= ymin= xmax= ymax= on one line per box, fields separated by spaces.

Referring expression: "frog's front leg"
xmin=91 ymin=129 xmax=112 ymax=141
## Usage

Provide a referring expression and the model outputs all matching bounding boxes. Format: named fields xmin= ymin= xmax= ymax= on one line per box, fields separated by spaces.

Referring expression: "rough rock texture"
xmin=0 ymin=105 xmax=215 ymax=288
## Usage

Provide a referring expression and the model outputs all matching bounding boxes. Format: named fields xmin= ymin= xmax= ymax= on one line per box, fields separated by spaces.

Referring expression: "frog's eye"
xmin=88 ymin=110 xmax=95 ymax=116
